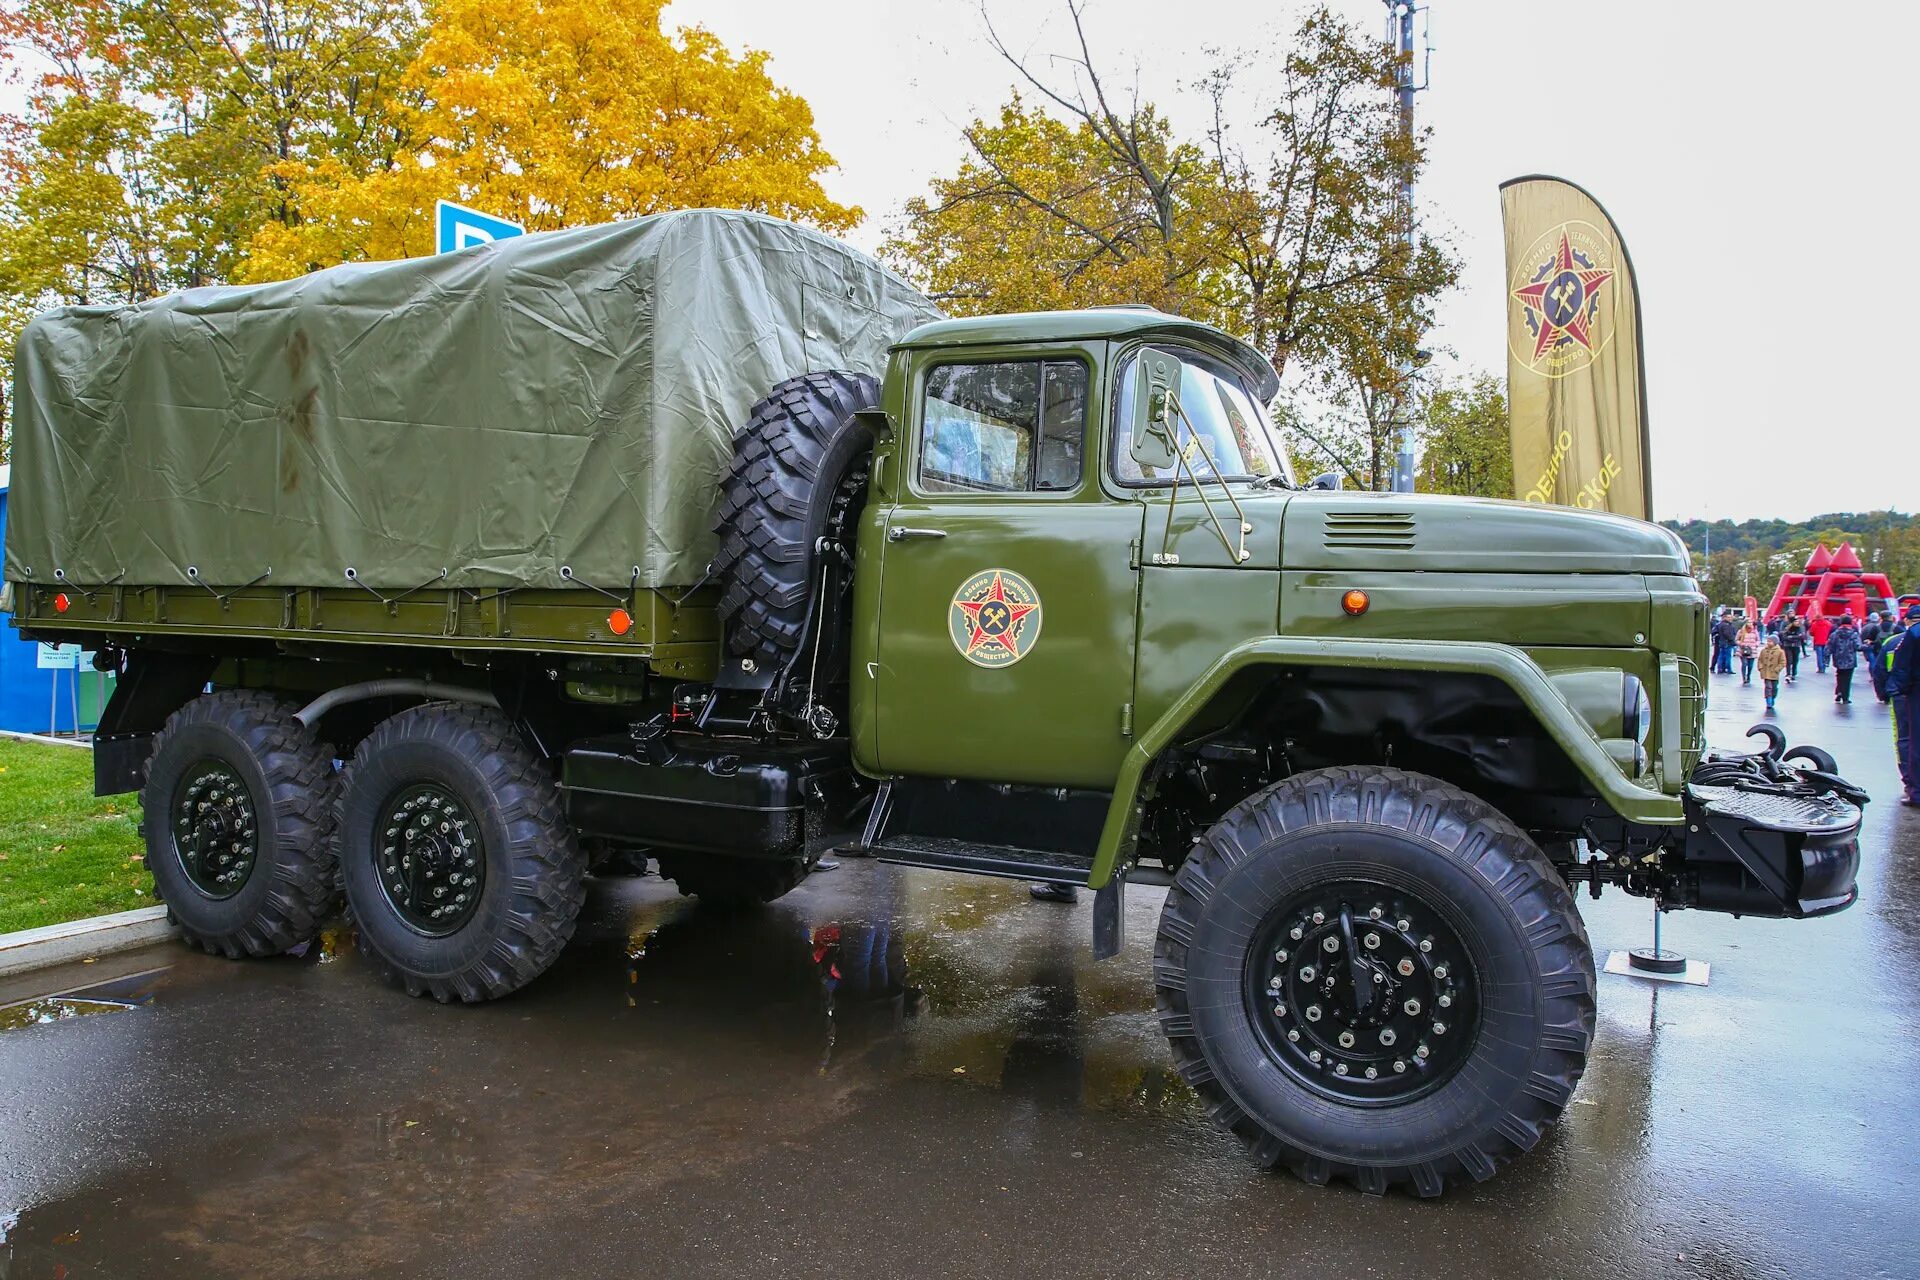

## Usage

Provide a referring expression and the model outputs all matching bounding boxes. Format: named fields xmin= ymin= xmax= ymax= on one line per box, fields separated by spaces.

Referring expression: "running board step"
xmin=869 ymin=835 xmax=1091 ymax=885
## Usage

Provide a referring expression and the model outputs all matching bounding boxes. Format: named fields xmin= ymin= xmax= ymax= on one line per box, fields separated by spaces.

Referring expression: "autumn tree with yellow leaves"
xmin=242 ymin=0 xmax=858 ymax=278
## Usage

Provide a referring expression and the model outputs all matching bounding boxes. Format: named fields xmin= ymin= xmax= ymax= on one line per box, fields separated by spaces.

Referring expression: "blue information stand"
xmin=435 ymin=200 xmax=525 ymax=254
xmin=1 ymin=466 xmax=110 ymax=733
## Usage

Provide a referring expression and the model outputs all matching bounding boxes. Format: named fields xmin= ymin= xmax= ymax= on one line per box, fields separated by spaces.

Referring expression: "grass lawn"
xmin=0 ymin=737 xmax=149 ymax=933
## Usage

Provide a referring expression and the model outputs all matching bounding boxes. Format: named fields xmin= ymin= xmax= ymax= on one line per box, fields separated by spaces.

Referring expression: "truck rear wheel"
xmin=336 ymin=704 xmax=585 ymax=1001
xmin=657 ymin=853 xmax=809 ymax=908
xmin=711 ymin=370 xmax=880 ymax=670
xmin=141 ymin=691 xmax=340 ymax=957
xmin=1154 ymin=766 xmax=1595 ymax=1196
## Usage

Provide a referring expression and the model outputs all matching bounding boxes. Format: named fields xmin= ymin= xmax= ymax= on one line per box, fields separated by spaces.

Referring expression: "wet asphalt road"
xmin=1 ymin=670 xmax=1915 ymax=1280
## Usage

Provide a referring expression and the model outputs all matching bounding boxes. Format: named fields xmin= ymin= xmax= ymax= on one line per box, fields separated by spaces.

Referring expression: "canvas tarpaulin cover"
xmin=3 ymin=209 xmax=941 ymax=593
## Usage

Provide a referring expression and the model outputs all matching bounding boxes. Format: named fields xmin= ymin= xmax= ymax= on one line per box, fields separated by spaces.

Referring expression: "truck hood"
xmin=1280 ymin=492 xmax=1690 ymax=575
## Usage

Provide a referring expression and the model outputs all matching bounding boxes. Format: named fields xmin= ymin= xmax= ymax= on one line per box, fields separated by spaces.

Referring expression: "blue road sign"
xmin=435 ymin=200 xmax=525 ymax=254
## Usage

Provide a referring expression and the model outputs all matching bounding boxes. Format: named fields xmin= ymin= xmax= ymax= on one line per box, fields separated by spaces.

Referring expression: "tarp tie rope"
xmin=556 ymin=565 xmax=641 ymax=603
xmin=345 ymin=566 xmax=448 ymax=615
xmin=186 ymin=565 xmax=271 ymax=610
xmin=52 ymin=567 xmax=123 ymax=603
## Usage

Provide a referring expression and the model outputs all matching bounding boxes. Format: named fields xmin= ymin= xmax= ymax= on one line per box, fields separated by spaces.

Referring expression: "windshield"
xmin=1112 ymin=347 xmax=1293 ymax=487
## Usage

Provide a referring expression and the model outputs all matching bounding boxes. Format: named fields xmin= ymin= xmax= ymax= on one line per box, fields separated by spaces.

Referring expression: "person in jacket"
xmin=1889 ymin=608 xmax=1920 ymax=805
xmin=1868 ymin=611 xmax=1898 ymax=702
xmin=1756 ymin=634 xmax=1787 ymax=712
xmin=1735 ymin=619 xmax=1761 ymax=685
xmin=1810 ymin=612 xmax=1834 ymax=673
xmin=1882 ymin=615 xmax=1909 ymax=712
xmin=1829 ymin=614 xmax=1861 ymax=704
xmin=1709 ymin=610 xmax=1731 ymax=675
xmin=1781 ymin=613 xmax=1805 ymax=682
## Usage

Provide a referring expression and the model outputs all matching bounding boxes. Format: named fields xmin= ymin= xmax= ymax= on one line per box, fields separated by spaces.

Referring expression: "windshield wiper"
xmin=1255 ymin=474 xmax=1297 ymax=490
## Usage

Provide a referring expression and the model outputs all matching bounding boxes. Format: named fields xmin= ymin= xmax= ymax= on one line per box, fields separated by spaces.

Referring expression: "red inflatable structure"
xmin=1761 ymin=542 xmax=1898 ymax=622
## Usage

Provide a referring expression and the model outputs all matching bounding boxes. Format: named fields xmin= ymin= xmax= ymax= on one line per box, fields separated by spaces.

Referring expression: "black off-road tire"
xmin=336 ymin=704 xmax=585 ymax=1002
xmin=710 ymin=370 xmax=881 ymax=670
xmin=657 ymin=853 xmax=810 ymax=909
xmin=1155 ymin=766 xmax=1596 ymax=1197
xmin=141 ymin=691 xmax=339 ymax=958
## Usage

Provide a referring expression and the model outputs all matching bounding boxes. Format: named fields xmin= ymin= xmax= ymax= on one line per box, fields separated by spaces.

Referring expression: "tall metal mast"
xmin=1386 ymin=1 xmax=1429 ymax=493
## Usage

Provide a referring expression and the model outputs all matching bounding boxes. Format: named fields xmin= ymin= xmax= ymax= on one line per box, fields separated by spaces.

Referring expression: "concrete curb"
xmin=0 ymin=905 xmax=176 ymax=978
xmin=0 ymin=729 xmax=92 ymax=748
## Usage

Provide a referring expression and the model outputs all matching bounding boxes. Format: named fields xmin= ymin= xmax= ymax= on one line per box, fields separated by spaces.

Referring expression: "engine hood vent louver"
xmin=1322 ymin=511 xmax=1417 ymax=551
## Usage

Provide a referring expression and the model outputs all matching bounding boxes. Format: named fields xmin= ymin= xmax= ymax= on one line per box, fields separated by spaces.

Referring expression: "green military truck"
xmin=3 ymin=210 xmax=1865 ymax=1195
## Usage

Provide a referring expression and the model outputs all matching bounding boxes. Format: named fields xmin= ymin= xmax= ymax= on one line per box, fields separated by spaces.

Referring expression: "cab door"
xmin=870 ymin=349 xmax=1142 ymax=790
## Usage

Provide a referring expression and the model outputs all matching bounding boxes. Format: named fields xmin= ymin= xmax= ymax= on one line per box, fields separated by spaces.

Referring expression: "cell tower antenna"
xmin=1386 ymin=1 xmax=1432 ymax=493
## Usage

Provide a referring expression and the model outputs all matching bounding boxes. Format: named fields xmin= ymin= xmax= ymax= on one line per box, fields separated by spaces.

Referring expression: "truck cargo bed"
xmin=8 ymin=580 xmax=723 ymax=678
xmin=3 ymin=209 xmax=938 ymax=645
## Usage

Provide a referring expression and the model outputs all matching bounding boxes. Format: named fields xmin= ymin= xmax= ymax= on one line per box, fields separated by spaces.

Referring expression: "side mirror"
xmin=1309 ymin=471 xmax=1343 ymax=491
xmin=1128 ymin=351 xmax=1179 ymax=472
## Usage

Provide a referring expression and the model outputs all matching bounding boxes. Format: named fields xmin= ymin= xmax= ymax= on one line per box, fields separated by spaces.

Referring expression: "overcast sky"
xmin=671 ymin=0 xmax=1910 ymax=523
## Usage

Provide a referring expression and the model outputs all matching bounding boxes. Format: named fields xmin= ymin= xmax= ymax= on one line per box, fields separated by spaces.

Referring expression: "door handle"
xmin=887 ymin=527 xmax=947 ymax=542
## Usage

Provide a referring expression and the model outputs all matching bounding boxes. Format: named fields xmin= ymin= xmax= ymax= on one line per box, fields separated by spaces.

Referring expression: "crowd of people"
xmin=1709 ymin=603 xmax=1920 ymax=806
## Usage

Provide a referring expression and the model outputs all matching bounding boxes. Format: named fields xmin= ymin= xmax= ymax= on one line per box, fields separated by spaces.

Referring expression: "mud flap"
xmin=92 ymin=650 xmax=217 ymax=796
xmin=1093 ymin=874 xmax=1126 ymax=959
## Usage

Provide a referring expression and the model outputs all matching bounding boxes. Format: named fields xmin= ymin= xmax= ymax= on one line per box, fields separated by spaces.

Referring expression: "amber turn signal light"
xmin=607 ymin=608 xmax=634 ymax=636
xmin=1340 ymin=589 xmax=1370 ymax=616
xmin=52 ymin=592 xmax=71 ymax=613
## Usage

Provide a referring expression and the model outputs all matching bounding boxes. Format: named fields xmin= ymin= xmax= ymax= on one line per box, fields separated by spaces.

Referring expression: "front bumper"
xmin=1669 ymin=742 xmax=1864 ymax=918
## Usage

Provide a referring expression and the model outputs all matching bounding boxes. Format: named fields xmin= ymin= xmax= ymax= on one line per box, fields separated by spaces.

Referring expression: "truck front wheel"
xmin=142 ymin=691 xmax=339 ymax=957
xmin=1155 ymin=766 xmax=1595 ymax=1196
xmin=336 ymin=704 xmax=585 ymax=1001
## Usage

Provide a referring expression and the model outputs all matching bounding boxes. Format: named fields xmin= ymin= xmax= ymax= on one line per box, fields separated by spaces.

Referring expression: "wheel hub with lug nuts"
xmin=1248 ymin=880 xmax=1479 ymax=1104
xmin=172 ymin=760 xmax=259 ymax=899
xmin=376 ymin=784 xmax=484 ymax=936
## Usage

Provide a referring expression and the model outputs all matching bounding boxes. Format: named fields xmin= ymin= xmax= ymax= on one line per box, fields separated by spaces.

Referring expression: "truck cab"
xmin=833 ymin=310 xmax=1836 ymax=916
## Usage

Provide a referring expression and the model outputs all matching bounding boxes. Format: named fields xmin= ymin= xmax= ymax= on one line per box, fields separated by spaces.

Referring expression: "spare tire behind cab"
xmin=710 ymin=370 xmax=881 ymax=672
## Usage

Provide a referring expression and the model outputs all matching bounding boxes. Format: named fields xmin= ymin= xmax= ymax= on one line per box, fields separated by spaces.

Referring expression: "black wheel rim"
xmin=375 ymin=783 xmax=485 ymax=936
xmin=171 ymin=759 xmax=260 ymax=899
xmin=1243 ymin=879 xmax=1480 ymax=1105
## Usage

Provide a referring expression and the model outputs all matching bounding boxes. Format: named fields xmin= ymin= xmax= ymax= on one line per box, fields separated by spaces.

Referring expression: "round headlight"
xmin=1621 ymin=675 xmax=1652 ymax=745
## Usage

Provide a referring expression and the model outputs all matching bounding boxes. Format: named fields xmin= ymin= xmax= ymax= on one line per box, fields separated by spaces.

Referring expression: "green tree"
xmin=0 ymin=0 xmax=158 ymax=308
xmin=127 ymin=0 xmax=424 ymax=287
xmin=886 ymin=1 xmax=1456 ymax=468
xmin=1668 ymin=513 xmax=1920 ymax=608
xmin=1418 ymin=373 xmax=1511 ymax=498
xmin=885 ymin=92 xmax=1215 ymax=317
xmin=0 ymin=0 xmax=422 ymax=455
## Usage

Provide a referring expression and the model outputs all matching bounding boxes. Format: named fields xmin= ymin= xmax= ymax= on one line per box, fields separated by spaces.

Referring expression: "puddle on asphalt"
xmin=0 ymin=996 xmax=136 ymax=1030
xmin=611 ymin=875 xmax=1205 ymax=1122
xmin=0 ymin=967 xmax=167 ymax=1033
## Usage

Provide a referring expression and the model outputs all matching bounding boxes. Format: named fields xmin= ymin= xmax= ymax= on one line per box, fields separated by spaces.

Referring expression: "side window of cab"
xmin=918 ymin=359 xmax=1088 ymax=494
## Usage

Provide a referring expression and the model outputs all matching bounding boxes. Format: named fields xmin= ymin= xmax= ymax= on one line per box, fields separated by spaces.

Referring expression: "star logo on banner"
xmin=949 ymin=569 xmax=1044 ymax=668
xmin=1507 ymin=220 xmax=1622 ymax=378
xmin=1512 ymin=231 xmax=1614 ymax=361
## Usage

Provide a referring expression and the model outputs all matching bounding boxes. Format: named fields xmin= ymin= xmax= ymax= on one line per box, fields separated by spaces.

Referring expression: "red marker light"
xmin=52 ymin=592 xmax=71 ymax=613
xmin=1341 ymin=589 xmax=1370 ymax=616
xmin=607 ymin=608 xmax=633 ymax=636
